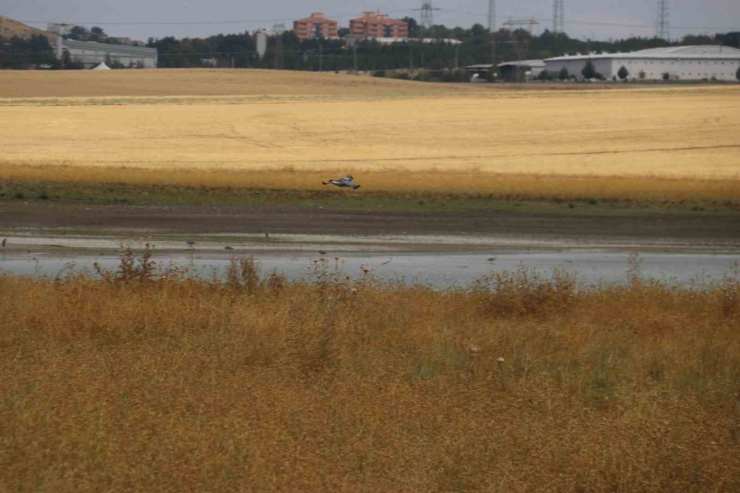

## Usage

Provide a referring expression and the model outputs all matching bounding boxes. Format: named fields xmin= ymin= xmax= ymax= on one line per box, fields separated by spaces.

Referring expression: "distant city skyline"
xmin=2 ymin=0 xmax=737 ymax=42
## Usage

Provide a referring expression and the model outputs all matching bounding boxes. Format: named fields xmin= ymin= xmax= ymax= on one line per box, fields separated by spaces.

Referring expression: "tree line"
xmin=2 ymin=18 xmax=739 ymax=77
xmin=145 ymin=22 xmax=740 ymax=73
xmin=0 ymin=35 xmax=58 ymax=69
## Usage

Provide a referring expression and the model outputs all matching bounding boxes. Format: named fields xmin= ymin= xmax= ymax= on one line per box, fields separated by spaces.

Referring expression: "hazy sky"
xmin=3 ymin=0 xmax=738 ymax=41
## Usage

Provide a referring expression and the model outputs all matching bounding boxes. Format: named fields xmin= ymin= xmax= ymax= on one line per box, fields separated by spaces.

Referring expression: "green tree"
xmin=469 ymin=23 xmax=488 ymax=43
xmin=617 ymin=65 xmax=629 ymax=80
xmin=716 ymin=31 xmax=740 ymax=48
xmin=558 ymin=66 xmax=570 ymax=80
xmin=662 ymin=72 xmax=670 ymax=81
xmin=68 ymin=25 xmax=88 ymax=41
xmin=88 ymin=26 xmax=106 ymax=42
xmin=402 ymin=17 xmax=420 ymax=38
xmin=59 ymin=48 xmax=83 ymax=69
xmin=581 ymin=59 xmax=601 ymax=79
xmin=536 ymin=69 xmax=551 ymax=81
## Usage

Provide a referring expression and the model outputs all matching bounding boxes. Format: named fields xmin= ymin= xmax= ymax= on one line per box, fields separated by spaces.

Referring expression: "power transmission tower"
xmin=503 ymin=18 xmax=539 ymax=78
xmin=488 ymin=0 xmax=495 ymax=31
xmin=488 ymin=0 xmax=496 ymax=69
xmin=553 ymin=0 xmax=564 ymax=34
xmin=655 ymin=0 xmax=669 ymax=40
xmin=420 ymin=1 xmax=434 ymax=31
xmin=503 ymin=17 xmax=539 ymax=35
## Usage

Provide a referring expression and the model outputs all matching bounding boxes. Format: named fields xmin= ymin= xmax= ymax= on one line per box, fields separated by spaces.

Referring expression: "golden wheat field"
xmin=1 ymin=257 xmax=739 ymax=492
xmin=1 ymin=70 xmax=739 ymax=185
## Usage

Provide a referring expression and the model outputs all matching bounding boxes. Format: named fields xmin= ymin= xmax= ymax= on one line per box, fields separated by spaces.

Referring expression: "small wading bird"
xmin=322 ymin=175 xmax=361 ymax=190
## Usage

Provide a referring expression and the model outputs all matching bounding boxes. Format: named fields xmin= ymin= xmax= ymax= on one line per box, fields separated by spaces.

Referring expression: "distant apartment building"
xmin=294 ymin=13 xmax=338 ymax=40
xmin=349 ymin=12 xmax=408 ymax=39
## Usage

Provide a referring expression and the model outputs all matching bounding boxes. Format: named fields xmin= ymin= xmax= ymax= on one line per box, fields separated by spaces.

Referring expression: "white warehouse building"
xmin=544 ymin=45 xmax=740 ymax=81
xmin=55 ymin=37 xmax=158 ymax=69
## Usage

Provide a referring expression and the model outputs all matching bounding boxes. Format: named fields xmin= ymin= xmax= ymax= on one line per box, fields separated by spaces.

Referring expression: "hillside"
xmin=0 ymin=15 xmax=56 ymax=43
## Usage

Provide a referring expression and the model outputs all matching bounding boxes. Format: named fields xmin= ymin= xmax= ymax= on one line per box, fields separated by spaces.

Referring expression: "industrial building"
xmin=349 ymin=12 xmax=408 ymax=39
xmin=294 ymin=13 xmax=339 ymax=40
xmin=497 ymin=60 xmax=546 ymax=81
xmin=544 ymin=45 xmax=740 ymax=81
xmin=55 ymin=37 xmax=157 ymax=69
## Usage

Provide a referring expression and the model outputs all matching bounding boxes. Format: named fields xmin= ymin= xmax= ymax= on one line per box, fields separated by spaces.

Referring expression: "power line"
xmin=438 ymin=8 xmax=734 ymax=32
xmin=17 ymin=9 xmax=418 ymax=28
xmin=15 ymin=7 xmax=735 ymax=34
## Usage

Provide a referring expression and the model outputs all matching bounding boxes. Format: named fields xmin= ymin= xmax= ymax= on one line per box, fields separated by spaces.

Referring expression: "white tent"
xmin=92 ymin=62 xmax=111 ymax=70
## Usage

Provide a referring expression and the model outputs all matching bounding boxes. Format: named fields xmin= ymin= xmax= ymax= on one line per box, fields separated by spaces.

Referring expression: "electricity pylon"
xmin=656 ymin=0 xmax=670 ymax=40
xmin=553 ymin=0 xmax=564 ymax=34
xmin=420 ymin=1 xmax=434 ymax=30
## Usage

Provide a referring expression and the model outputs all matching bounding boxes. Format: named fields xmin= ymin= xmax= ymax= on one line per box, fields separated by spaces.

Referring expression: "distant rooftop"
xmin=295 ymin=13 xmax=337 ymax=23
xmin=497 ymin=59 xmax=546 ymax=68
xmin=546 ymin=45 xmax=740 ymax=61
xmin=635 ymin=45 xmax=740 ymax=56
xmin=351 ymin=12 xmax=407 ymax=25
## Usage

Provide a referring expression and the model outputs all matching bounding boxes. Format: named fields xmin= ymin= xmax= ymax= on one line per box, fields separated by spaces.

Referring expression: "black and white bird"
xmin=322 ymin=175 xmax=361 ymax=190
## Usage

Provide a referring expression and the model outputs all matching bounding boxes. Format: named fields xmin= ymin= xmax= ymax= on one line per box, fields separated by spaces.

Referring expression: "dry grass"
xmin=0 ymin=16 xmax=57 ymax=43
xmin=0 ymin=72 xmax=738 ymax=182
xmin=2 ymin=162 xmax=739 ymax=206
xmin=0 ymin=69 xmax=478 ymax=98
xmin=1 ymin=255 xmax=739 ymax=492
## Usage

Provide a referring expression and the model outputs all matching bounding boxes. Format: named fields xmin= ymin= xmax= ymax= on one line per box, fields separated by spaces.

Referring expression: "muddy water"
xmin=2 ymin=250 xmax=738 ymax=288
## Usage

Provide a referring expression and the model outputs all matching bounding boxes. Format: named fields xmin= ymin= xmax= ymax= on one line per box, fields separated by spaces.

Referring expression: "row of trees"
xmin=144 ymin=23 xmax=740 ymax=73
xmin=62 ymin=25 xmax=127 ymax=45
xmin=0 ymin=35 xmax=58 ymax=69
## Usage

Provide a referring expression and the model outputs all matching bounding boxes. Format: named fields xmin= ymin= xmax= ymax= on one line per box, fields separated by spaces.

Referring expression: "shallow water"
xmin=2 ymin=250 xmax=738 ymax=288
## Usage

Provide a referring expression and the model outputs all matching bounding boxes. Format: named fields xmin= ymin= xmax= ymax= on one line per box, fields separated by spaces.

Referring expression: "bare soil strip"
xmin=2 ymin=202 xmax=738 ymax=250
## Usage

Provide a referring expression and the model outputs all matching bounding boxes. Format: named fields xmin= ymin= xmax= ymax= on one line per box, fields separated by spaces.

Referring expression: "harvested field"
xmin=0 ymin=71 xmax=738 ymax=183
xmin=0 ymin=68 xmax=477 ymax=98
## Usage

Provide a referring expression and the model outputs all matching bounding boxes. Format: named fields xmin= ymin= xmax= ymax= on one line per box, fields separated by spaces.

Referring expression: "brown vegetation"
xmin=2 ymin=255 xmax=739 ymax=492
xmin=2 ymin=163 xmax=739 ymax=207
xmin=0 ymin=15 xmax=57 ymax=43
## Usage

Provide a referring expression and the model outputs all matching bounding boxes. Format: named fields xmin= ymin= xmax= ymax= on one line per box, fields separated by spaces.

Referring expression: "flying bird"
xmin=322 ymin=175 xmax=361 ymax=190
